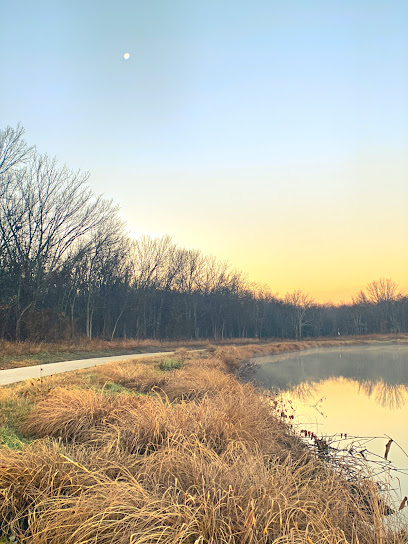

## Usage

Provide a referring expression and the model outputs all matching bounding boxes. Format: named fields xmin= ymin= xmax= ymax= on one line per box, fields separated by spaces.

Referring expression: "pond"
xmin=249 ymin=342 xmax=408 ymax=512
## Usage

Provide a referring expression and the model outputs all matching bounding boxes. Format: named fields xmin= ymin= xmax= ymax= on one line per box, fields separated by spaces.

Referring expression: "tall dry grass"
xmin=21 ymin=388 xmax=145 ymax=441
xmin=21 ymin=377 xmax=300 ymax=460
xmin=0 ymin=437 xmax=404 ymax=543
xmin=163 ymin=363 xmax=236 ymax=401
xmin=1 ymin=347 xmax=407 ymax=542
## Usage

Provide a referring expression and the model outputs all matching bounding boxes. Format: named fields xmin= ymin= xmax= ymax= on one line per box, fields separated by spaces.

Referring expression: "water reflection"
xmin=250 ymin=344 xmax=408 ymax=409
xmin=359 ymin=380 xmax=408 ymax=410
xmin=289 ymin=380 xmax=319 ymax=402
xmin=287 ymin=378 xmax=408 ymax=410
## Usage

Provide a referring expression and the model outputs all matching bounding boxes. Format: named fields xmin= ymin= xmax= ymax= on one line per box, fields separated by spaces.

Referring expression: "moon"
xmin=123 ymin=52 xmax=130 ymax=60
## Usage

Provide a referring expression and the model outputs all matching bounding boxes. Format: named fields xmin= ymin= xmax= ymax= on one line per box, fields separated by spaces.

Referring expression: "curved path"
xmin=0 ymin=351 xmax=179 ymax=386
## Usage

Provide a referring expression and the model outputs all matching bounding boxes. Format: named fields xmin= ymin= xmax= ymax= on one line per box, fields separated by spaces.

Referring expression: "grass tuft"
xmin=158 ymin=358 xmax=183 ymax=371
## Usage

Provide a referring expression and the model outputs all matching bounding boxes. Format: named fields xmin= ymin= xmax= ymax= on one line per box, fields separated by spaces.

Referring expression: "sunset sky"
xmin=2 ymin=0 xmax=407 ymax=302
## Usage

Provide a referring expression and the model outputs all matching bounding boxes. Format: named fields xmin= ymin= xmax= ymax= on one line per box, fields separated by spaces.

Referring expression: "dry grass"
xmin=136 ymin=439 xmax=391 ymax=544
xmin=21 ymin=375 xmax=304 ymax=462
xmin=93 ymin=360 xmax=167 ymax=392
xmin=21 ymin=388 xmax=145 ymax=442
xmin=20 ymin=474 xmax=198 ymax=544
xmin=0 ymin=346 xmax=407 ymax=543
xmin=0 ymin=437 xmax=404 ymax=543
xmin=163 ymin=363 xmax=236 ymax=401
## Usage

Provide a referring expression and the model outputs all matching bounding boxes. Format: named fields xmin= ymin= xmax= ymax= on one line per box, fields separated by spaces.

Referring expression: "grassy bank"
xmin=1 ymin=334 xmax=407 ymax=370
xmin=0 ymin=345 xmax=407 ymax=543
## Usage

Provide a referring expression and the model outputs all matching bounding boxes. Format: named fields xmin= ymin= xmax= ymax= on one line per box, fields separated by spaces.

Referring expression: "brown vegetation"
xmin=0 ymin=346 xmax=407 ymax=543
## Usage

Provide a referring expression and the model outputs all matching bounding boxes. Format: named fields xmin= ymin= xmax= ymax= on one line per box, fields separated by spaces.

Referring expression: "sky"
xmin=1 ymin=0 xmax=407 ymax=303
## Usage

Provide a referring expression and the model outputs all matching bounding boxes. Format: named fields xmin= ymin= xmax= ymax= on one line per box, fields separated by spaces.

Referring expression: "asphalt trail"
xmin=0 ymin=351 xmax=176 ymax=386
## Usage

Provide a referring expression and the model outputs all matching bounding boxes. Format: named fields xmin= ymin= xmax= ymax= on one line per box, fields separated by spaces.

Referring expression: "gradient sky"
xmin=2 ymin=0 xmax=407 ymax=302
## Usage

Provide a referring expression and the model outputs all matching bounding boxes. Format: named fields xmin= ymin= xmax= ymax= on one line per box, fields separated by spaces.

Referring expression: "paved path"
xmin=0 ymin=351 xmax=176 ymax=386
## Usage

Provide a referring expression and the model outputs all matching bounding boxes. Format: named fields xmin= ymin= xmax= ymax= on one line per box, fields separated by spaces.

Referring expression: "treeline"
xmin=1 ymin=125 xmax=407 ymax=342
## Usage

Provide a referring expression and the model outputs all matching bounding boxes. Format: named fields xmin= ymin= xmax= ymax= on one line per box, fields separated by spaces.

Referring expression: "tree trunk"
xmin=15 ymin=302 xmax=34 ymax=341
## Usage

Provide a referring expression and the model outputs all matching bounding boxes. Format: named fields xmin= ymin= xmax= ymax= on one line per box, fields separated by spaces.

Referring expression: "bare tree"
xmin=71 ymin=213 xmax=125 ymax=338
xmin=0 ymin=124 xmax=34 ymax=176
xmin=0 ymin=150 xmax=119 ymax=339
xmin=284 ymin=290 xmax=314 ymax=340
xmin=366 ymin=278 xmax=400 ymax=304
xmin=365 ymin=279 xmax=401 ymax=333
xmin=132 ymin=235 xmax=175 ymax=290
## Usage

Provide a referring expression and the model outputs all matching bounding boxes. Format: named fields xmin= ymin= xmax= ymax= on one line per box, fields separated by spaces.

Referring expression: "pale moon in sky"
xmin=123 ymin=52 xmax=130 ymax=60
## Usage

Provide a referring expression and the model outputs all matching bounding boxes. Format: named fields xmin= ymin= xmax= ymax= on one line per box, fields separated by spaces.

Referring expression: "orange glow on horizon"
xmin=124 ymin=153 xmax=408 ymax=305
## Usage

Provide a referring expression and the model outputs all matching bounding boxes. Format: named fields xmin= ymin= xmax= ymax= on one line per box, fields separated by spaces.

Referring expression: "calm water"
xmin=250 ymin=343 xmax=408 ymax=510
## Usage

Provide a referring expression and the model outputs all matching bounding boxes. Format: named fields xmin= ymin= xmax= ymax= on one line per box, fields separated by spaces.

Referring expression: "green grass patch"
xmin=0 ymin=425 xmax=32 ymax=450
xmin=0 ymin=398 xmax=33 ymax=429
xmin=102 ymin=382 xmax=132 ymax=394
xmin=99 ymin=382 xmax=149 ymax=397
xmin=158 ymin=358 xmax=182 ymax=371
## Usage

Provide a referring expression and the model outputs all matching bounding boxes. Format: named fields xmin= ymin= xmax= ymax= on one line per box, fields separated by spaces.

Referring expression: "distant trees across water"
xmin=1 ymin=125 xmax=407 ymax=341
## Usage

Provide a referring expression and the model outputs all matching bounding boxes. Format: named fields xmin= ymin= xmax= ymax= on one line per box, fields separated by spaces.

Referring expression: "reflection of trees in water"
xmin=286 ymin=378 xmax=408 ymax=410
xmin=287 ymin=380 xmax=319 ymax=401
xmin=253 ymin=347 xmax=408 ymax=395
xmin=358 ymin=380 xmax=408 ymax=410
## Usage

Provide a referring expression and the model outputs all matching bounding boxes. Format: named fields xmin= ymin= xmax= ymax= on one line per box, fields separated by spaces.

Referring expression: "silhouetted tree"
xmin=1 ymin=124 xmax=407 ymax=342
xmin=284 ymin=290 xmax=314 ymax=340
xmin=0 ymin=128 xmax=121 ymax=339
